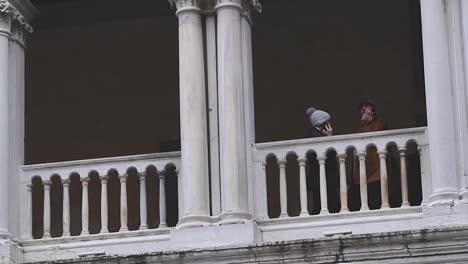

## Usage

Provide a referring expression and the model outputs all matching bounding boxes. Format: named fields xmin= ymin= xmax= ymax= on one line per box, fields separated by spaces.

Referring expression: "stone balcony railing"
xmin=251 ymin=127 xmax=428 ymax=241
xmin=17 ymin=151 xmax=181 ymax=260
xmin=15 ymin=127 xmax=429 ymax=262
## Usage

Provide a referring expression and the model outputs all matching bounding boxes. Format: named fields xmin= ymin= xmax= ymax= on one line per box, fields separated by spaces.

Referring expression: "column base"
xmin=218 ymin=211 xmax=252 ymax=225
xmin=170 ymin=221 xmax=261 ymax=249
xmin=429 ymin=190 xmax=460 ymax=206
xmin=460 ymin=189 xmax=468 ymax=203
xmin=299 ymin=210 xmax=310 ymax=216
xmin=423 ymin=202 xmax=468 ymax=227
xmin=177 ymin=214 xmax=212 ymax=228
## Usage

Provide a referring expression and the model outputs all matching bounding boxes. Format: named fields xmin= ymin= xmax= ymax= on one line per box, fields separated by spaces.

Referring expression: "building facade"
xmin=1 ymin=0 xmax=468 ymax=263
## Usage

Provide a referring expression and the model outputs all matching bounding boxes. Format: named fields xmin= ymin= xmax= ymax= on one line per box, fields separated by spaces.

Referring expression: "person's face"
xmin=360 ymin=104 xmax=373 ymax=116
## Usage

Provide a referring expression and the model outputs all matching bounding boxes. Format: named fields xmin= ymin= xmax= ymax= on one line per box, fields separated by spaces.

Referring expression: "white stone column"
xmin=62 ymin=179 xmax=70 ymax=237
xmin=337 ymin=154 xmax=349 ymax=212
xmin=172 ymin=0 xmax=211 ymax=227
xmin=317 ymin=156 xmax=329 ymax=214
xmin=241 ymin=2 xmax=256 ymax=218
xmin=119 ymin=174 xmax=128 ymax=232
xmin=399 ymin=148 xmax=410 ymax=208
xmin=460 ymin=0 xmax=468 ymax=202
xmin=139 ymin=173 xmax=148 ymax=230
xmin=99 ymin=176 xmax=109 ymax=234
xmin=158 ymin=171 xmax=168 ymax=228
xmin=278 ymin=159 xmax=288 ymax=218
xmin=80 ymin=177 xmax=90 ymax=235
xmin=0 ymin=8 xmax=11 ymax=239
xmin=420 ymin=0 xmax=460 ymax=204
xmin=205 ymin=12 xmax=222 ymax=217
xmin=298 ymin=157 xmax=309 ymax=216
xmin=216 ymin=0 xmax=250 ymax=223
xmin=43 ymin=181 xmax=51 ymax=239
xmin=357 ymin=152 xmax=369 ymax=211
xmin=377 ymin=150 xmax=390 ymax=209
xmin=25 ymin=183 xmax=33 ymax=239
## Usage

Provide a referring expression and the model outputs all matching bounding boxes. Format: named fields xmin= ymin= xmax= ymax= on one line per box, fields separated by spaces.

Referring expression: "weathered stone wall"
xmin=34 ymin=226 xmax=468 ymax=264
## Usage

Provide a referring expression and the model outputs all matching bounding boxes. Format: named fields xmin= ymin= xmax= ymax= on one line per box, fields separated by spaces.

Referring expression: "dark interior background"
xmin=26 ymin=0 xmax=426 ymax=164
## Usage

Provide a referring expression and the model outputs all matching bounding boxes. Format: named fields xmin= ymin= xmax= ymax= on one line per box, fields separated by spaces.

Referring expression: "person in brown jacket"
xmin=353 ymin=101 xmax=386 ymax=210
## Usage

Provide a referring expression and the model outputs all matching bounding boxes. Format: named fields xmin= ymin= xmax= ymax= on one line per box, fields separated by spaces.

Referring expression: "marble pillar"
xmin=172 ymin=0 xmax=211 ymax=227
xmin=420 ymin=0 xmax=460 ymax=204
xmin=216 ymin=0 xmax=250 ymax=223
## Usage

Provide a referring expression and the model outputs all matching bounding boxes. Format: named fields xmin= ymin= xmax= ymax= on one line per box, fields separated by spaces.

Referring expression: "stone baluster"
xmin=62 ymin=179 xmax=70 ymax=237
xmin=358 ymin=152 xmax=369 ymax=211
xmin=378 ymin=150 xmax=390 ymax=209
xmin=278 ymin=159 xmax=288 ymax=218
xmin=25 ymin=183 xmax=33 ymax=239
xmin=80 ymin=177 xmax=90 ymax=235
xmin=298 ymin=157 xmax=309 ymax=216
xmin=337 ymin=154 xmax=349 ymax=212
xmin=159 ymin=171 xmax=168 ymax=228
xmin=317 ymin=156 xmax=329 ymax=214
xmin=139 ymin=173 xmax=148 ymax=230
xmin=43 ymin=180 xmax=51 ymax=239
xmin=399 ymin=148 xmax=410 ymax=208
xmin=119 ymin=174 xmax=129 ymax=232
xmin=100 ymin=176 xmax=109 ymax=233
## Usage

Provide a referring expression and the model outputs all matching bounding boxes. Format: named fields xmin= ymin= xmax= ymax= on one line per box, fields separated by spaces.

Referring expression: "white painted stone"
xmin=170 ymin=222 xmax=260 ymax=249
xmin=174 ymin=0 xmax=211 ymax=227
xmin=420 ymin=0 xmax=460 ymax=204
xmin=216 ymin=0 xmax=250 ymax=223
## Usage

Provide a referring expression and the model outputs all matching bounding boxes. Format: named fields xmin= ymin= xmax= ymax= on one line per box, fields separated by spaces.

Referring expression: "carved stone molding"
xmin=169 ymin=0 xmax=201 ymax=10
xmin=0 ymin=0 xmax=32 ymax=34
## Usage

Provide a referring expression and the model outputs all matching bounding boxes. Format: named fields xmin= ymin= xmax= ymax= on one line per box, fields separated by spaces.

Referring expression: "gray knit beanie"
xmin=306 ymin=107 xmax=331 ymax=127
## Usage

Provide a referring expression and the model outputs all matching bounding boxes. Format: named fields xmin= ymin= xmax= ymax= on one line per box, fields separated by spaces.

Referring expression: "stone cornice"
xmin=0 ymin=0 xmax=33 ymax=34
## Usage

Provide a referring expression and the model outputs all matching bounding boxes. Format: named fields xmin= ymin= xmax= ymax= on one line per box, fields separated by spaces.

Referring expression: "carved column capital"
xmin=169 ymin=0 xmax=201 ymax=14
xmin=0 ymin=1 xmax=32 ymax=34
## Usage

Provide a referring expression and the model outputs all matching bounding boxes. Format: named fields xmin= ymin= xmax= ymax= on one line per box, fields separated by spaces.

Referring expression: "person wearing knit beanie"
xmin=306 ymin=107 xmax=333 ymax=137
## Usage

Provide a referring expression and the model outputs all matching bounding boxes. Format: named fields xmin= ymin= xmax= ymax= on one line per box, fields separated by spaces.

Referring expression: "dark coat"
xmin=308 ymin=127 xmax=324 ymax=138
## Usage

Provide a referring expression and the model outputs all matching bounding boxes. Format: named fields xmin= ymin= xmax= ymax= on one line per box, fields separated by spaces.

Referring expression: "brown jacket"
xmin=354 ymin=117 xmax=386 ymax=183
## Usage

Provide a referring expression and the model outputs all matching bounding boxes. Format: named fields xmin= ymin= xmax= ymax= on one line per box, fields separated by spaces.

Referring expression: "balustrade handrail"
xmin=253 ymin=127 xmax=427 ymax=160
xmin=250 ymin=127 xmax=430 ymax=221
xmin=20 ymin=151 xmax=181 ymax=182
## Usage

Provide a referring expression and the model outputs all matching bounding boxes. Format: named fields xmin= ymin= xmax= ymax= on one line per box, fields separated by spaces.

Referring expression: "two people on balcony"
xmin=306 ymin=101 xmax=387 ymax=210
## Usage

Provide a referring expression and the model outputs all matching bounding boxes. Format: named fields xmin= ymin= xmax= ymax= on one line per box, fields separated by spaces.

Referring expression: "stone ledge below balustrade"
xmin=28 ymin=226 xmax=468 ymax=264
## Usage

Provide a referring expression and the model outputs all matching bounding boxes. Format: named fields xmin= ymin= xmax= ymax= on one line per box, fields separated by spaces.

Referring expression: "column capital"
xmin=297 ymin=157 xmax=307 ymax=165
xmin=43 ymin=180 xmax=51 ymax=189
xmin=61 ymin=179 xmax=70 ymax=187
xmin=337 ymin=153 xmax=347 ymax=161
xmin=80 ymin=177 xmax=90 ymax=185
xmin=0 ymin=1 xmax=33 ymax=34
xmin=139 ymin=172 xmax=147 ymax=181
xmin=26 ymin=182 xmax=32 ymax=190
xmin=317 ymin=155 xmax=327 ymax=164
xmin=277 ymin=159 xmax=287 ymax=168
xmin=99 ymin=175 xmax=109 ymax=183
xmin=357 ymin=151 xmax=367 ymax=160
xmin=398 ymin=147 xmax=407 ymax=156
xmin=377 ymin=149 xmax=388 ymax=158
xmin=170 ymin=0 xmax=202 ymax=14
xmin=119 ymin=174 xmax=128 ymax=182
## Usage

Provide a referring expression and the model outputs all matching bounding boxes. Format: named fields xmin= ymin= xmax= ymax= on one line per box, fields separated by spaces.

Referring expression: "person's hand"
xmin=322 ymin=124 xmax=333 ymax=136
xmin=361 ymin=109 xmax=374 ymax=121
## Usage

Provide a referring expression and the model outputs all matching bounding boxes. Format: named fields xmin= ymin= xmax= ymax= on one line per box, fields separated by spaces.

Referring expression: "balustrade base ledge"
xmin=19 ymin=226 xmax=468 ymax=264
